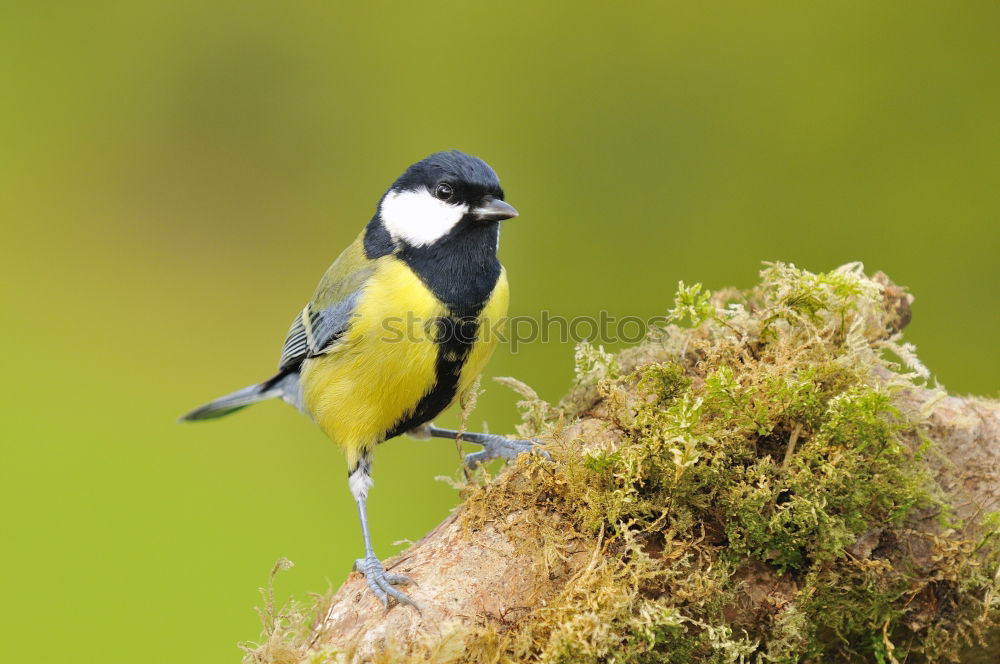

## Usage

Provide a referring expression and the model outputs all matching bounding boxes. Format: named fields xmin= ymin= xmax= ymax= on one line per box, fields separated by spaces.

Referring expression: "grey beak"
xmin=473 ymin=197 xmax=519 ymax=222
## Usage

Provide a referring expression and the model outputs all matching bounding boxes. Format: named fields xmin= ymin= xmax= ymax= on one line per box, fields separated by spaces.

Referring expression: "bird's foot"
xmin=353 ymin=555 xmax=419 ymax=610
xmin=460 ymin=432 xmax=548 ymax=469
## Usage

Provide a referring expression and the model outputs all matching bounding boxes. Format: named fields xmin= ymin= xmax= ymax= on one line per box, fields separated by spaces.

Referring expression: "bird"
xmin=180 ymin=150 xmax=540 ymax=609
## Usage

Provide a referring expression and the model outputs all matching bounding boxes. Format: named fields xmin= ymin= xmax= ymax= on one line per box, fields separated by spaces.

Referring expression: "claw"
xmin=354 ymin=555 xmax=420 ymax=611
xmin=385 ymin=573 xmax=416 ymax=586
xmin=463 ymin=434 xmax=549 ymax=469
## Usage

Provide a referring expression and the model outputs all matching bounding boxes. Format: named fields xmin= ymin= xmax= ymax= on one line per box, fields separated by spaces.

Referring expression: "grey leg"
xmin=348 ymin=456 xmax=419 ymax=610
xmin=425 ymin=426 xmax=546 ymax=469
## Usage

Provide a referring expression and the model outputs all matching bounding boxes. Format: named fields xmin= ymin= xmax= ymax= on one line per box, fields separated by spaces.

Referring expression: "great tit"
xmin=181 ymin=150 xmax=538 ymax=609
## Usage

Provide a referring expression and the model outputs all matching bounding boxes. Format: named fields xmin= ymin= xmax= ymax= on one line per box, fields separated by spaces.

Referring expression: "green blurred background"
xmin=2 ymin=2 xmax=998 ymax=661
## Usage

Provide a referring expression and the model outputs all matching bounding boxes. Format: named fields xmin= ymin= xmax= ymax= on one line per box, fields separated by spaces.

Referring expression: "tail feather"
xmin=180 ymin=377 xmax=283 ymax=422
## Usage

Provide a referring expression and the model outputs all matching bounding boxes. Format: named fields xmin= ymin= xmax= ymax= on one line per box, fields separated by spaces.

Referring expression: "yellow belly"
xmin=300 ymin=258 xmax=509 ymax=469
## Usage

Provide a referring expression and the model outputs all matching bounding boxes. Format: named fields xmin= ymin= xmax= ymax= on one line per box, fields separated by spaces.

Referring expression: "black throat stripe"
xmin=382 ymin=221 xmax=502 ymax=440
xmin=396 ymin=221 xmax=501 ymax=319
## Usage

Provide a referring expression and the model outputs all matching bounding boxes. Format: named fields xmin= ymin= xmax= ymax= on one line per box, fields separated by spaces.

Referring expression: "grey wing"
xmin=278 ymin=290 xmax=362 ymax=372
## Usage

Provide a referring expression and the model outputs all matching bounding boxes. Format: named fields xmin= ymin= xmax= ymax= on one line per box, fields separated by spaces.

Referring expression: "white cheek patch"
xmin=379 ymin=188 xmax=468 ymax=247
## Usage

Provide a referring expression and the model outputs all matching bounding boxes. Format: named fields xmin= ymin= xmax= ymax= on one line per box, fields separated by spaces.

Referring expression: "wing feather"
xmin=276 ymin=233 xmax=378 ymax=371
xmin=278 ymin=311 xmax=310 ymax=370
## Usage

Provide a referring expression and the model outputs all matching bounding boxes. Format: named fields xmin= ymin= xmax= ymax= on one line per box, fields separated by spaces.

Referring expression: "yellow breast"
xmin=458 ymin=269 xmax=509 ymax=398
xmin=299 ymin=259 xmax=509 ymax=469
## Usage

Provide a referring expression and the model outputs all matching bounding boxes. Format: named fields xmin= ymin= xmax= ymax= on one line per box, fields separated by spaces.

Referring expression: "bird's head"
xmin=376 ymin=150 xmax=517 ymax=248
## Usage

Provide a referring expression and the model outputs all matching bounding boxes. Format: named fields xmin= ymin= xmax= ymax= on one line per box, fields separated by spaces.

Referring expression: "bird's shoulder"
xmin=311 ymin=232 xmax=380 ymax=308
xmin=277 ymin=232 xmax=382 ymax=371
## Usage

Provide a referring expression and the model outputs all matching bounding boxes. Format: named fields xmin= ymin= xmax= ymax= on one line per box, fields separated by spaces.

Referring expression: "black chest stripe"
xmin=381 ymin=219 xmax=502 ymax=440
xmin=385 ymin=315 xmax=480 ymax=440
xmin=397 ymin=221 xmax=501 ymax=319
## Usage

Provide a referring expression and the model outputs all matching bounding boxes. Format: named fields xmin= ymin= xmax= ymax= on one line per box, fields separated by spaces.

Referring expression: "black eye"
xmin=434 ymin=183 xmax=454 ymax=201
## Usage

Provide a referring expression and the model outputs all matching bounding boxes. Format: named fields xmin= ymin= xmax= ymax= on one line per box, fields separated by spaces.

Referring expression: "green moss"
xmin=461 ymin=263 xmax=998 ymax=663
xmin=243 ymin=263 xmax=1000 ymax=663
